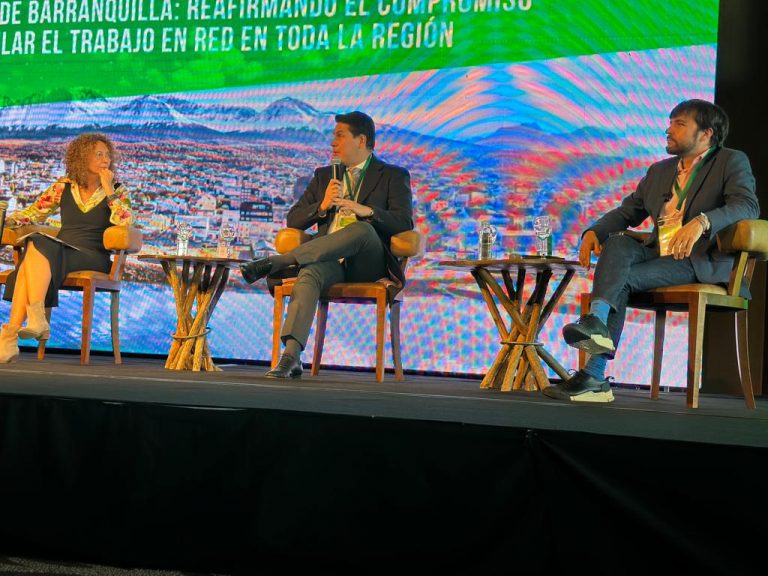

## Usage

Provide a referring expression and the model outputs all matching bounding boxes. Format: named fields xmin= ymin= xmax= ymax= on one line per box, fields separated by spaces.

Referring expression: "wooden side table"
xmin=439 ymin=256 xmax=581 ymax=391
xmin=137 ymin=254 xmax=244 ymax=371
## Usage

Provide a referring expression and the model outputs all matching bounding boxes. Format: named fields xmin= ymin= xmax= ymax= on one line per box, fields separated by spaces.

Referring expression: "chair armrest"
xmin=717 ymin=220 xmax=768 ymax=258
xmin=1 ymin=227 xmax=15 ymax=246
xmin=275 ymin=228 xmax=312 ymax=254
xmin=390 ymin=230 xmax=424 ymax=258
xmin=2 ymin=224 xmax=60 ymax=246
xmin=104 ymin=226 xmax=143 ymax=253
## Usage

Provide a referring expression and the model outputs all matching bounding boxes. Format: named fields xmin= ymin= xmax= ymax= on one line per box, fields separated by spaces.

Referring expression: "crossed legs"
xmin=267 ymin=222 xmax=387 ymax=378
xmin=1 ymin=240 xmax=52 ymax=363
xmin=546 ymin=235 xmax=697 ymax=402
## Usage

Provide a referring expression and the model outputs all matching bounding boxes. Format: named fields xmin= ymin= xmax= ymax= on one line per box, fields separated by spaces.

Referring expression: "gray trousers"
xmin=281 ymin=221 xmax=387 ymax=349
xmin=592 ymin=234 xmax=697 ymax=356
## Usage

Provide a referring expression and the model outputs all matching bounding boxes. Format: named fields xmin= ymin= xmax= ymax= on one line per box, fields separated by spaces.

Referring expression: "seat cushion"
xmin=646 ymin=283 xmax=728 ymax=296
xmin=325 ymin=282 xmax=388 ymax=299
xmin=64 ymin=270 xmax=112 ymax=281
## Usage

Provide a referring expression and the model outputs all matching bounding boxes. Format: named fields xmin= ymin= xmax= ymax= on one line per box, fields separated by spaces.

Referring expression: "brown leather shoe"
xmin=265 ymin=354 xmax=303 ymax=379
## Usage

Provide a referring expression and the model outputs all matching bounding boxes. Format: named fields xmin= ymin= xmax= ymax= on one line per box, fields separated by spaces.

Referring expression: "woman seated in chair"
xmin=1 ymin=133 xmax=133 ymax=363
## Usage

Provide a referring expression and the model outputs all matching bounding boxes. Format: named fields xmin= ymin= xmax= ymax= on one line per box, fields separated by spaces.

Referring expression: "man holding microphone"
xmin=240 ymin=111 xmax=414 ymax=378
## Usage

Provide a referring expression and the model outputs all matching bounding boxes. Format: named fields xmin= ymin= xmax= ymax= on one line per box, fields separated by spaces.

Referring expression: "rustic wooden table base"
xmin=139 ymin=255 xmax=242 ymax=372
xmin=441 ymin=257 xmax=579 ymax=392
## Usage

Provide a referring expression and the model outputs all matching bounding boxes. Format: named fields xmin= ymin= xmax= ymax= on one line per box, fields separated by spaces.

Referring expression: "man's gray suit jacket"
xmin=589 ymin=146 xmax=759 ymax=288
xmin=286 ymin=154 xmax=414 ymax=287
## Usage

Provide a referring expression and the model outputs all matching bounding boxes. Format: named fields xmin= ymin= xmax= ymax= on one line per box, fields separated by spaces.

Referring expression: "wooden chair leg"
xmin=375 ymin=293 xmax=387 ymax=382
xmin=578 ymin=292 xmax=590 ymax=369
xmin=390 ymin=301 xmax=404 ymax=381
xmin=272 ymin=287 xmax=285 ymax=369
xmin=650 ymin=310 xmax=666 ymax=400
xmin=311 ymin=300 xmax=329 ymax=377
xmin=735 ymin=309 xmax=756 ymax=409
xmin=686 ymin=296 xmax=706 ymax=408
xmin=36 ymin=308 xmax=52 ymax=361
xmin=110 ymin=291 xmax=121 ymax=364
xmin=80 ymin=285 xmax=95 ymax=365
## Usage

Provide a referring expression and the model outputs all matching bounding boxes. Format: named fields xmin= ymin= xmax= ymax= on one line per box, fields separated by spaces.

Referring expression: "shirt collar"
xmin=350 ymin=154 xmax=372 ymax=171
xmin=71 ymin=181 xmax=107 ymax=212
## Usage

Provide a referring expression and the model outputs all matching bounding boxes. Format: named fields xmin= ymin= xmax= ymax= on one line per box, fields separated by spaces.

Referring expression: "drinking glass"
xmin=217 ymin=222 xmax=236 ymax=258
xmin=533 ymin=215 xmax=552 ymax=257
xmin=175 ymin=221 xmax=192 ymax=256
xmin=477 ymin=220 xmax=497 ymax=260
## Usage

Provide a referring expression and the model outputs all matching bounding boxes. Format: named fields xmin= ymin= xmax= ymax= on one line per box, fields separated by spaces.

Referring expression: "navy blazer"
xmin=589 ymin=147 xmax=759 ymax=289
xmin=286 ymin=154 xmax=414 ymax=286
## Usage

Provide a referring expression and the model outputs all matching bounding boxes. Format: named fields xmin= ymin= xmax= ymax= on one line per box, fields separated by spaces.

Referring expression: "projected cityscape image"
xmin=0 ymin=2 xmax=719 ymax=386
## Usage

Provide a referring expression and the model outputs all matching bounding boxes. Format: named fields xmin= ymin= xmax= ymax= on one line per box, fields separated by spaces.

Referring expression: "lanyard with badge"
xmin=657 ymin=148 xmax=714 ymax=256
xmin=338 ymin=155 xmax=372 ymax=229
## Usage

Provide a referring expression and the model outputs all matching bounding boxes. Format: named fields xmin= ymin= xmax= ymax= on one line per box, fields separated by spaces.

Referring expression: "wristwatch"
xmin=696 ymin=213 xmax=711 ymax=234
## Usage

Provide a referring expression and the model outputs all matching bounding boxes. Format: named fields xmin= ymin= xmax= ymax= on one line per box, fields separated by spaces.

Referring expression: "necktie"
xmin=347 ymin=167 xmax=361 ymax=199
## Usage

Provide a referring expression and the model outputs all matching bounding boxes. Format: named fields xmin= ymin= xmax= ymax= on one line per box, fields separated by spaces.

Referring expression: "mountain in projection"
xmin=0 ymin=97 xmax=113 ymax=131
xmin=113 ymin=95 xmax=190 ymax=128
xmin=0 ymin=94 xmax=639 ymax=162
xmin=474 ymin=122 xmax=640 ymax=157
xmin=0 ymin=95 xmax=335 ymax=136
xmin=257 ymin=97 xmax=335 ymax=129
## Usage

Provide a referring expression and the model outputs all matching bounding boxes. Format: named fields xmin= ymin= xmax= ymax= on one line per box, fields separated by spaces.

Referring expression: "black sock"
xmin=269 ymin=253 xmax=298 ymax=273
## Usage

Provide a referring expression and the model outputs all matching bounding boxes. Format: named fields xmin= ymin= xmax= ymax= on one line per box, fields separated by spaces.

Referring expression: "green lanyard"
xmin=673 ymin=147 xmax=715 ymax=210
xmin=344 ymin=155 xmax=372 ymax=202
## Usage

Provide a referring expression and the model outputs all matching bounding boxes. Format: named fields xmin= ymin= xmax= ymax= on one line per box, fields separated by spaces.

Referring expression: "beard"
xmin=666 ymin=139 xmax=693 ymax=156
xmin=666 ymin=130 xmax=704 ymax=156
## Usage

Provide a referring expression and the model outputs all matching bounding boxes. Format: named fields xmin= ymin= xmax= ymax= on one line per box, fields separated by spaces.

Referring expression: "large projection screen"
xmin=0 ymin=1 xmax=719 ymax=386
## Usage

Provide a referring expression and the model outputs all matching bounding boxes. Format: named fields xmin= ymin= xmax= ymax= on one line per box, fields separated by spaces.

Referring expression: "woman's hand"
xmin=99 ymin=168 xmax=115 ymax=196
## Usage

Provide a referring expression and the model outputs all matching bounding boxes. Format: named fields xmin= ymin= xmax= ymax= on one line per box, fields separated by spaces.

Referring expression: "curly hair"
xmin=64 ymin=133 xmax=117 ymax=187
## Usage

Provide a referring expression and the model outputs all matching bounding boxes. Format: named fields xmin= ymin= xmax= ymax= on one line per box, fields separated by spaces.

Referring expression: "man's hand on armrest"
xmin=579 ymin=230 xmax=602 ymax=270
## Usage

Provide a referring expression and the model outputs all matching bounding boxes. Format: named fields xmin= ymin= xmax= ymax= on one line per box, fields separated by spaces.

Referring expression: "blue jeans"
xmin=591 ymin=234 xmax=697 ymax=356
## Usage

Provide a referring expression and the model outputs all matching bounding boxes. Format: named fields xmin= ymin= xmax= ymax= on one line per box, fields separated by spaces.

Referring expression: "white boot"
xmin=18 ymin=301 xmax=50 ymax=341
xmin=0 ymin=324 xmax=20 ymax=363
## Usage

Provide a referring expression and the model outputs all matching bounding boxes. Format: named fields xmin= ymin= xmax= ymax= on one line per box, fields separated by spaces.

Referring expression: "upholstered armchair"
xmin=271 ymin=228 xmax=424 ymax=382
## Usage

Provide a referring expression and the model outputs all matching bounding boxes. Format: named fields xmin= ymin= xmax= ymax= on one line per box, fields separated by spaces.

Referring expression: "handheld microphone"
xmin=331 ymin=156 xmax=342 ymax=181
xmin=0 ymin=200 xmax=8 ymax=245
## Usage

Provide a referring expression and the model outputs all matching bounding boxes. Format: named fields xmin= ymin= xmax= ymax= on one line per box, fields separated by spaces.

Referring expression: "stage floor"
xmin=1 ymin=352 xmax=766 ymax=448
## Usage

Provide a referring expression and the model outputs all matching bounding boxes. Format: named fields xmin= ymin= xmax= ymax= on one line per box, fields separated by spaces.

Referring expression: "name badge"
xmin=657 ymin=213 xmax=682 ymax=257
xmin=337 ymin=210 xmax=357 ymax=230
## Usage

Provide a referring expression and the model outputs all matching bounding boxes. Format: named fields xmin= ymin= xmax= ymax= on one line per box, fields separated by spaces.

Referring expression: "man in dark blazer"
xmin=240 ymin=111 xmax=413 ymax=378
xmin=545 ymin=99 xmax=759 ymax=402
